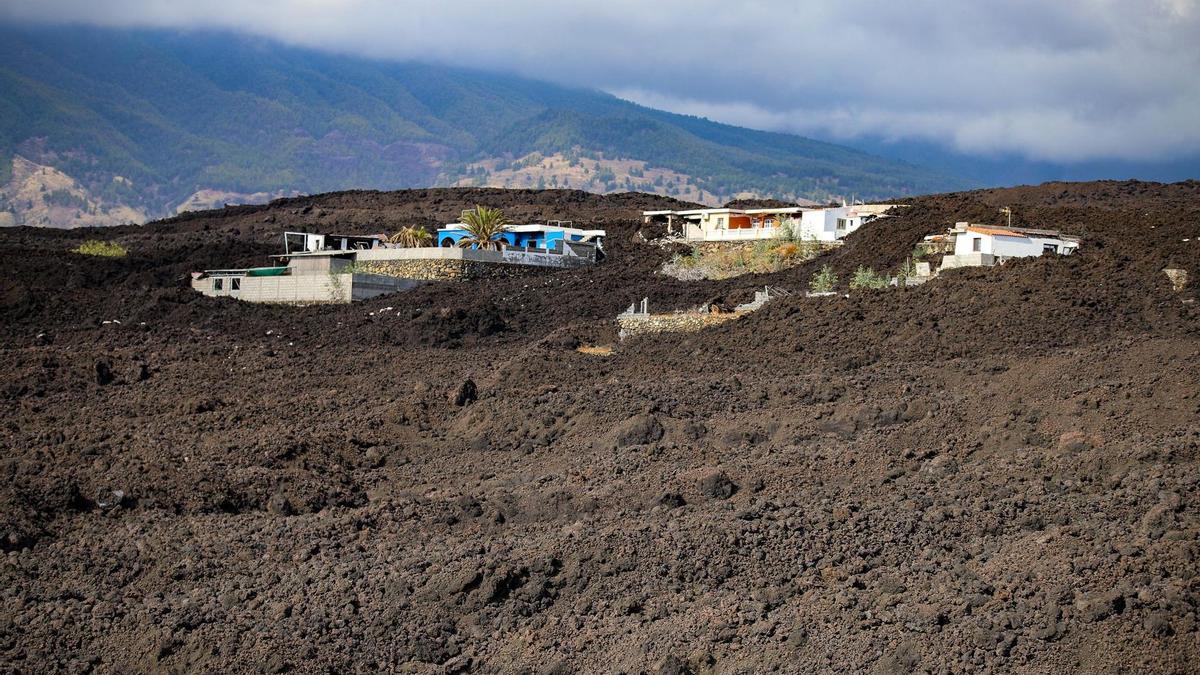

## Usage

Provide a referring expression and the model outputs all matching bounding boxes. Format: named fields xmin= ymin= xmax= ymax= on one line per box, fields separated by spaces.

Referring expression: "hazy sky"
xmin=3 ymin=0 xmax=1199 ymax=163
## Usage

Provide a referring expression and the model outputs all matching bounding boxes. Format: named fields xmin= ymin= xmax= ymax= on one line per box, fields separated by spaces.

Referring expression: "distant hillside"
xmin=0 ymin=25 xmax=968 ymax=226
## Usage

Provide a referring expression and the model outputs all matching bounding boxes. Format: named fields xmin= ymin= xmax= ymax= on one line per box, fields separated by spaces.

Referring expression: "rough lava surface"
xmin=1 ymin=183 xmax=1199 ymax=673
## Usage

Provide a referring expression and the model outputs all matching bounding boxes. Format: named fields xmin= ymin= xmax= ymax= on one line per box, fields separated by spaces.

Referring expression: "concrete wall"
xmin=192 ymin=273 xmax=417 ymax=304
xmin=193 ymin=273 xmax=351 ymax=303
xmin=287 ymin=256 xmax=348 ymax=274
xmin=350 ymin=273 xmax=424 ymax=301
xmin=799 ymin=207 xmax=852 ymax=242
xmin=940 ymin=252 xmax=997 ymax=269
xmin=954 ymin=233 xmax=1077 ymax=258
xmin=955 ymin=233 xmax=993 ymax=256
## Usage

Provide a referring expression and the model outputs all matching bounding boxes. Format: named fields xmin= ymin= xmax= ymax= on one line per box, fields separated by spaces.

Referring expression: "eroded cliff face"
xmin=0 ymin=156 xmax=146 ymax=228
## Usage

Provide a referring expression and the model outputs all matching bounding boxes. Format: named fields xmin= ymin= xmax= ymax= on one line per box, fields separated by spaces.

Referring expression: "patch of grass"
xmin=71 ymin=240 xmax=128 ymax=258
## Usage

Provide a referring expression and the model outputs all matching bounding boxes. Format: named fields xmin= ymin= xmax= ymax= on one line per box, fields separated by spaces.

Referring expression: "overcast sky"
xmin=3 ymin=0 xmax=1199 ymax=163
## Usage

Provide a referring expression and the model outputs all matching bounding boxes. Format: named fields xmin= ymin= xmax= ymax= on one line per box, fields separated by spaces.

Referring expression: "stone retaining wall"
xmin=355 ymin=259 xmax=542 ymax=281
xmin=617 ymin=311 xmax=744 ymax=339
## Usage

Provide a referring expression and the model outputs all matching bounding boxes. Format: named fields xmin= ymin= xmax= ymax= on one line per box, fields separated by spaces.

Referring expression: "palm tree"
xmin=389 ymin=226 xmax=432 ymax=248
xmin=457 ymin=205 xmax=510 ymax=250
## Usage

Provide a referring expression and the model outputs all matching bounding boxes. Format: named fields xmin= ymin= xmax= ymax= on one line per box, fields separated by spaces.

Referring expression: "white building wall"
xmin=193 ymin=274 xmax=353 ymax=303
xmin=798 ymin=207 xmax=852 ymax=242
xmin=992 ymin=235 xmax=1045 ymax=258
xmin=955 ymin=232 xmax=1078 ymax=258
xmin=955 ymin=233 xmax=994 ymax=256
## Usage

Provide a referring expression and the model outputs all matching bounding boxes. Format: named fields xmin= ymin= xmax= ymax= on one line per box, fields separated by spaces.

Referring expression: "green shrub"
xmin=72 ymin=240 xmax=128 ymax=258
xmin=810 ymin=264 xmax=838 ymax=293
xmin=849 ymin=265 xmax=887 ymax=290
xmin=896 ymin=257 xmax=917 ymax=280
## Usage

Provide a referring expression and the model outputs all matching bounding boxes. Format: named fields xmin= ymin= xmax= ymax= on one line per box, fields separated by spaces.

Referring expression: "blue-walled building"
xmin=437 ymin=222 xmax=606 ymax=252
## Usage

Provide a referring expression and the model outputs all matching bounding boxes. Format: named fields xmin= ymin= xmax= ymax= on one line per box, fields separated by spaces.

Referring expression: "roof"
xmin=965 ymin=224 xmax=1074 ymax=240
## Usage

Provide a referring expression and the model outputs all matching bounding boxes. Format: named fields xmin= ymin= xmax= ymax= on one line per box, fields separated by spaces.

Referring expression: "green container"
xmin=246 ymin=266 xmax=288 ymax=277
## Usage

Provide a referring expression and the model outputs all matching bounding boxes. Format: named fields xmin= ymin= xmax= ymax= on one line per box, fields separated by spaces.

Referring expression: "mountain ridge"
xmin=0 ymin=24 xmax=968 ymax=226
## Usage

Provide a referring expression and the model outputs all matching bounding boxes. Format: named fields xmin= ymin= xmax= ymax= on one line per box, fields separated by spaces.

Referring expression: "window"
xmin=231 ymin=278 xmax=241 ymax=291
xmin=213 ymin=278 xmax=223 ymax=291
xmin=1043 ymin=243 xmax=1058 ymax=255
xmin=972 ymin=238 xmax=982 ymax=252
xmin=717 ymin=217 xmax=725 ymax=227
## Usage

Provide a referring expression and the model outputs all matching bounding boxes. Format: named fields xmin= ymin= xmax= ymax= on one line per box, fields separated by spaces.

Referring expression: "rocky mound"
xmin=1 ymin=183 xmax=1198 ymax=673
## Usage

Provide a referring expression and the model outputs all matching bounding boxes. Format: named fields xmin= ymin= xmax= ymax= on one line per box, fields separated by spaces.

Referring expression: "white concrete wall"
xmin=194 ymin=273 xmax=422 ymax=304
xmin=241 ymin=274 xmax=352 ymax=303
xmin=993 ymin=235 xmax=1045 ymax=258
xmin=194 ymin=274 xmax=351 ymax=303
xmin=799 ymin=208 xmax=848 ymax=242
xmin=955 ymin=232 xmax=1077 ymax=258
xmin=955 ymin=233 xmax=993 ymax=256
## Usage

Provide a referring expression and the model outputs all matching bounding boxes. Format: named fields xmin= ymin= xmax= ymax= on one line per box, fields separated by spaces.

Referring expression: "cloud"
xmin=2 ymin=0 xmax=1198 ymax=162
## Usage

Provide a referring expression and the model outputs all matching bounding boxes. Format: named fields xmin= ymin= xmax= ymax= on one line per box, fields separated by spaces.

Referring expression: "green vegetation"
xmin=457 ymin=205 xmax=510 ymax=250
xmin=0 ymin=25 xmax=967 ymax=220
xmin=388 ymin=226 xmax=432 ymax=247
xmin=849 ymin=265 xmax=888 ymax=290
xmin=43 ymin=189 xmax=89 ymax=210
xmin=895 ymin=257 xmax=918 ymax=286
xmin=810 ymin=265 xmax=839 ymax=293
xmin=662 ymin=239 xmax=821 ymax=281
xmin=71 ymin=240 xmax=128 ymax=258
xmin=510 ymin=153 xmax=543 ymax=170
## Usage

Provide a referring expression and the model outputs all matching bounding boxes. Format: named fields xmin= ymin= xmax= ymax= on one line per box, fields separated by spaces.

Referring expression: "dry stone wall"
xmin=618 ymin=311 xmax=744 ymax=339
xmin=355 ymin=259 xmax=542 ymax=281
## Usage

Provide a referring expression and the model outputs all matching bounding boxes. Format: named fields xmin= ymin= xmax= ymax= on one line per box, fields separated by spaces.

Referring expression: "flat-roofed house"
xmin=642 ymin=207 xmax=807 ymax=241
xmin=436 ymin=222 xmax=606 ymax=252
xmin=941 ymin=222 xmax=1080 ymax=269
xmin=643 ymin=204 xmax=892 ymax=243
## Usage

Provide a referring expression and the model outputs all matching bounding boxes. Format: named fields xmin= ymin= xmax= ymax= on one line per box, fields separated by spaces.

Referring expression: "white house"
xmin=797 ymin=205 xmax=881 ymax=242
xmin=642 ymin=204 xmax=891 ymax=243
xmin=941 ymin=222 xmax=1080 ymax=269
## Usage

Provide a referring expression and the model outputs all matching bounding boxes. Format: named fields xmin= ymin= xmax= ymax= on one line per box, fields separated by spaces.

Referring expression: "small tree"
xmin=776 ymin=217 xmax=798 ymax=242
xmin=389 ymin=226 xmax=432 ymax=248
xmin=457 ymin=205 xmax=510 ymax=250
xmin=850 ymin=265 xmax=887 ymax=290
xmin=810 ymin=264 xmax=838 ymax=293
